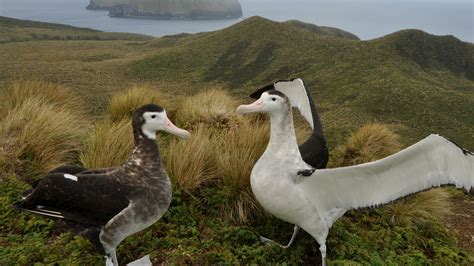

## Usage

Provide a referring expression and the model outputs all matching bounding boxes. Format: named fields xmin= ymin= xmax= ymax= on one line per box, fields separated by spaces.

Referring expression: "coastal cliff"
xmin=87 ymin=0 xmax=129 ymax=10
xmin=107 ymin=0 xmax=242 ymax=20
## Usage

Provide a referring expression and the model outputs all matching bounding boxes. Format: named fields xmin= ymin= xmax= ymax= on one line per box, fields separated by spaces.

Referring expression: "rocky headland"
xmin=87 ymin=0 xmax=243 ymax=20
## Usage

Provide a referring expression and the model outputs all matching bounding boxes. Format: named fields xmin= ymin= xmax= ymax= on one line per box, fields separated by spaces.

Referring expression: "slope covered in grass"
xmin=0 ymin=16 xmax=152 ymax=43
xmin=128 ymin=16 xmax=474 ymax=150
xmin=283 ymin=20 xmax=360 ymax=40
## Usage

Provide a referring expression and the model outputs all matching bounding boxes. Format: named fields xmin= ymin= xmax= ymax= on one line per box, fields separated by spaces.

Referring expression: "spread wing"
xmin=298 ymin=134 xmax=473 ymax=225
xmin=273 ymin=78 xmax=314 ymax=129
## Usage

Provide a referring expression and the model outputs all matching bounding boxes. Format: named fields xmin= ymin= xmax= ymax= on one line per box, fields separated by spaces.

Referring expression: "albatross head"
xmin=236 ymin=90 xmax=289 ymax=115
xmin=133 ymin=104 xmax=190 ymax=140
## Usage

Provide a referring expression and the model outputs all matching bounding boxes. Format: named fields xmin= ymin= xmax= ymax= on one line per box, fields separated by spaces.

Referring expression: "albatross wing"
xmin=298 ymin=134 xmax=473 ymax=226
xmin=250 ymin=78 xmax=328 ymax=168
xmin=17 ymin=171 xmax=131 ymax=226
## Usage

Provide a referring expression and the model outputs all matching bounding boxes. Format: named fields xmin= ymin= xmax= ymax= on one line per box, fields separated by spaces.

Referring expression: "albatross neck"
xmin=128 ymin=128 xmax=161 ymax=167
xmin=266 ymin=107 xmax=301 ymax=156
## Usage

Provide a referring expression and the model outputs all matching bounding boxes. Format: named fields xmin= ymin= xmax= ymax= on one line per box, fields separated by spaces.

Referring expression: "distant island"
xmin=87 ymin=0 xmax=243 ymax=20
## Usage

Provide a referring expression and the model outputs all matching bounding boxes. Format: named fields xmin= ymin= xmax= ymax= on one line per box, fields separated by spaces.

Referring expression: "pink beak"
xmin=163 ymin=117 xmax=190 ymax=139
xmin=236 ymin=99 xmax=264 ymax=114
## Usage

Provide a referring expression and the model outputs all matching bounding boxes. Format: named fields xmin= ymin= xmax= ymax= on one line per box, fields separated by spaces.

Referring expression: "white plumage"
xmin=237 ymin=90 xmax=473 ymax=265
xmin=274 ymin=78 xmax=314 ymax=129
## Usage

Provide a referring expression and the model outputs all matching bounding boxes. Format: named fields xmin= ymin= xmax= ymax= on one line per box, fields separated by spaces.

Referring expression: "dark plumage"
xmin=14 ymin=103 xmax=190 ymax=266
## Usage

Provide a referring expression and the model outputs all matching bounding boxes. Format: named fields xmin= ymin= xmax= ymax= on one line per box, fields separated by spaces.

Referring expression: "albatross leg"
xmin=105 ymin=250 xmax=118 ymax=266
xmin=260 ymin=225 xmax=300 ymax=248
xmin=319 ymin=242 xmax=327 ymax=266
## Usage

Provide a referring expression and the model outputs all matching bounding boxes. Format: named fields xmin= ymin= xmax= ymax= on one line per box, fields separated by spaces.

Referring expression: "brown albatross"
xmin=15 ymin=104 xmax=190 ymax=266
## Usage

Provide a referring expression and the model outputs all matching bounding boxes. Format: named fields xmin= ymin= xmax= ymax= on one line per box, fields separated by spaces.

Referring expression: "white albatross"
xmin=250 ymin=78 xmax=329 ymax=248
xmin=237 ymin=90 xmax=473 ymax=265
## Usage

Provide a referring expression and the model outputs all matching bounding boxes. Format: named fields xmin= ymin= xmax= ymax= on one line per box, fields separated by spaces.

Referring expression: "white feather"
xmin=64 ymin=174 xmax=78 ymax=182
xmin=274 ymin=79 xmax=314 ymax=129
xmin=127 ymin=255 xmax=152 ymax=266
xmin=298 ymin=134 xmax=473 ymax=227
xmin=24 ymin=209 xmax=64 ymax=219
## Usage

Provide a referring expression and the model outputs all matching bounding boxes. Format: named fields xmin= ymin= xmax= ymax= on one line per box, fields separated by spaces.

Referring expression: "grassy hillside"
xmin=128 ymin=16 xmax=474 ymax=149
xmin=0 ymin=16 xmax=473 ymax=265
xmin=284 ymin=20 xmax=360 ymax=40
xmin=0 ymin=16 xmax=153 ymax=43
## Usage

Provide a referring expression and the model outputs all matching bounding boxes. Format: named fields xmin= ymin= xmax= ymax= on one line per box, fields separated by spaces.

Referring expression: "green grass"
xmin=283 ymin=20 xmax=360 ymax=40
xmin=127 ymin=16 xmax=474 ymax=150
xmin=0 ymin=16 xmax=153 ymax=43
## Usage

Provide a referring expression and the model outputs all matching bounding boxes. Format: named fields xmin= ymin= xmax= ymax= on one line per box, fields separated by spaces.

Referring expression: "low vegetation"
xmin=80 ymin=119 xmax=134 ymax=169
xmin=0 ymin=16 xmax=152 ymax=43
xmin=330 ymin=123 xmax=402 ymax=167
xmin=105 ymin=86 xmax=169 ymax=122
xmin=0 ymin=88 xmax=87 ymax=182
xmin=175 ymin=88 xmax=243 ymax=129
xmin=0 ymin=82 xmax=471 ymax=264
xmin=164 ymin=125 xmax=216 ymax=194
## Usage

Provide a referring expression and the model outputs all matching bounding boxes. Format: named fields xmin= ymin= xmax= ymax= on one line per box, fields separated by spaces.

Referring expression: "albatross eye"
xmin=151 ymin=115 xmax=156 ymax=119
xmin=271 ymin=97 xmax=276 ymax=101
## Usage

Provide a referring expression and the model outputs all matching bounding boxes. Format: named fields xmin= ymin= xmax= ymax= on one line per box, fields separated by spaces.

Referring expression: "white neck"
xmin=141 ymin=127 xmax=157 ymax=140
xmin=265 ymin=107 xmax=302 ymax=158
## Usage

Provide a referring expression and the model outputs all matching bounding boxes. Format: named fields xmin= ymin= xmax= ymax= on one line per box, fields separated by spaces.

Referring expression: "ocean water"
xmin=0 ymin=0 xmax=472 ymax=42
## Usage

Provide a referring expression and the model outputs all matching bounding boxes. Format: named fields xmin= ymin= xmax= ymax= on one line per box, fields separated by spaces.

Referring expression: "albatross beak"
xmin=236 ymin=99 xmax=264 ymax=115
xmin=163 ymin=117 xmax=191 ymax=139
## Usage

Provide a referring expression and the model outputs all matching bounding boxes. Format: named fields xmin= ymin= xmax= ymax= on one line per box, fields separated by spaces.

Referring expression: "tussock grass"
xmin=175 ymin=89 xmax=243 ymax=129
xmin=385 ymin=188 xmax=451 ymax=227
xmin=330 ymin=123 xmax=402 ymax=167
xmin=106 ymin=86 xmax=168 ymax=122
xmin=164 ymin=126 xmax=216 ymax=194
xmin=80 ymin=119 xmax=134 ymax=168
xmin=213 ymin=121 xmax=270 ymax=223
xmin=215 ymin=121 xmax=269 ymax=189
xmin=0 ymin=98 xmax=87 ymax=179
xmin=0 ymin=80 xmax=84 ymax=117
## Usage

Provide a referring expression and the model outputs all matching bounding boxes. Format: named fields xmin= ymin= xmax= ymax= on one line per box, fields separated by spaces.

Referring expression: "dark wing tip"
xmin=441 ymin=135 xmax=474 ymax=156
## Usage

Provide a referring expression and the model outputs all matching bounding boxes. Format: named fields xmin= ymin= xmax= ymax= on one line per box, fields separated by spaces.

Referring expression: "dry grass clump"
xmin=213 ymin=121 xmax=270 ymax=223
xmin=106 ymin=86 xmax=168 ymax=122
xmin=385 ymin=188 xmax=451 ymax=227
xmin=164 ymin=126 xmax=216 ymax=194
xmin=215 ymin=121 xmax=269 ymax=189
xmin=0 ymin=80 xmax=84 ymax=117
xmin=0 ymin=98 xmax=87 ymax=179
xmin=330 ymin=123 xmax=402 ymax=167
xmin=80 ymin=119 xmax=134 ymax=168
xmin=175 ymin=89 xmax=244 ymax=129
